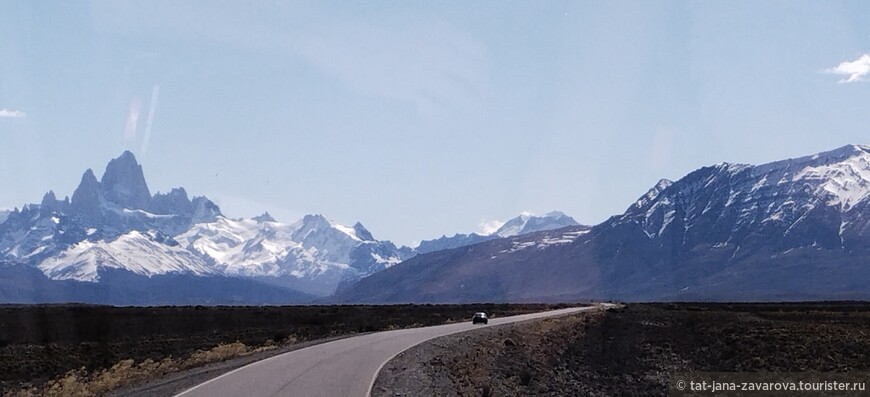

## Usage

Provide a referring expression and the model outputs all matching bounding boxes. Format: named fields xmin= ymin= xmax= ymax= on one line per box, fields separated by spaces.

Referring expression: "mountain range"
xmin=0 ymin=151 xmax=578 ymax=303
xmin=4 ymin=145 xmax=869 ymax=304
xmin=415 ymin=211 xmax=582 ymax=254
xmin=336 ymin=144 xmax=870 ymax=303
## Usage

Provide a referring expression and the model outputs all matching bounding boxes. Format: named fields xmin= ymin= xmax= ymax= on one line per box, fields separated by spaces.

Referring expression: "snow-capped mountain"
xmin=337 ymin=144 xmax=870 ymax=303
xmin=415 ymin=211 xmax=582 ymax=254
xmin=175 ymin=214 xmax=410 ymax=296
xmin=618 ymin=144 xmax=870 ymax=250
xmin=0 ymin=210 xmax=9 ymax=224
xmin=0 ymin=151 xmax=409 ymax=302
xmin=491 ymin=211 xmax=580 ymax=237
xmin=176 ymin=216 xmax=300 ymax=278
xmin=0 ymin=151 xmax=221 ymax=268
xmin=39 ymin=230 xmax=214 ymax=282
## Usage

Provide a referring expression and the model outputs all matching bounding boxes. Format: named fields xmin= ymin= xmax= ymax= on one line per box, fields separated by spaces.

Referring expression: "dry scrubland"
xmin=0 ymin=303 xmax=566 ymax=396
xmin=6 ymin=302 xmax=868 ymax=396
xmin=374 ymin=303 xmax=870 ymax=396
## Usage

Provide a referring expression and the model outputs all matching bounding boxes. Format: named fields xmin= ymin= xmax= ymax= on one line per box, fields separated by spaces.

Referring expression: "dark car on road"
xmin=472 ymin=312 xmax=488 ymax=324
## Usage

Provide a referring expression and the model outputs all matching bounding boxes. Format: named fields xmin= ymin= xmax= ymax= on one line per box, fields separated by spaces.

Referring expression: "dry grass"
xmin=3 ymin=337 xmax=294 ymax=397
xmin=181 ymin=342 xmax=247 ymax=369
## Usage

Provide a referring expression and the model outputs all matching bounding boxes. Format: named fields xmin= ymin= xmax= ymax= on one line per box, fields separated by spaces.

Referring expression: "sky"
xmin=1 ymin=1 xmax=869 ymax=245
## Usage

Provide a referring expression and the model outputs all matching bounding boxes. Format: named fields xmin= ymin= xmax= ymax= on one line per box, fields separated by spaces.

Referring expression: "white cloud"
xmin=825 ymin=54 xmax=870 ymax=83
xmin=478 ymin=219 xmax=504 ymax=235
xmin=0 ymin=108 xmax=26 ymax=118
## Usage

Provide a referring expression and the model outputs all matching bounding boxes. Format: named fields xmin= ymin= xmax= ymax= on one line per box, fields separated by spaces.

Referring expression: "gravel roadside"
xmin=373 ymin=303 xmax=870 ymax=397
xmin=371 ymin=310 xmax=602 ymax=397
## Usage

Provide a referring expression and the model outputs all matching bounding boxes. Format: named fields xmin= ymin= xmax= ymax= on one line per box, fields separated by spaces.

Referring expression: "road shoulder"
xmin=109 ymin=335 xmax=356 ymax=397
xmin=371 ymin=310 xmax=602 ymax=396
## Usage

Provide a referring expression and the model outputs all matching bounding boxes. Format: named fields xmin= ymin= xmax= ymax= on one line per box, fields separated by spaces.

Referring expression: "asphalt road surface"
xmin=176 ymin=306 xmax=599 ymax=397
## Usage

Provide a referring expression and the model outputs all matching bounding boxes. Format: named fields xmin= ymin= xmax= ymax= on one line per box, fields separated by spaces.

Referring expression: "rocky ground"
xmin=0 ymin=303 xmax=565 ymax=395
xmin=373 ymin=303 xmax=870 ymax=396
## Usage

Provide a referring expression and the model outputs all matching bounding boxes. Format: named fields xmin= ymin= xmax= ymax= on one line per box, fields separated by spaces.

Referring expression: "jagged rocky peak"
xmin=655 ymin=178 xmax=674 ymax=190
xmin=298 ymin=214 xmax=331 ymax=229
xmin=41 ymin=190 xmax=57 ymax=205
xmin=151 ymin=187 xmax=193 ymax=215
xmin=291 ymin=214 xmax=331 ymax=240
xmin=39 ymin=190 xmax=69 ymax=214
xmin=290 ymin=214 xmax=365 ymax=244
xmin=630 ymin=178 xmax=673 ymax=211
xmin=100 ymin=151 xmax=152 ymax=210
xmin=190 ymin=196 xmax=222 ymax=224
xmin=647 ymin=178 xmax=674 ymax=197
xmin=71 ymin=169 xmax=100 ymax=204
xmin=70 ymin=168 xmax=102 ymax=221
xmin=353 ymin=222 xmax=375 ymax=241
xmin=253 ymin=212 xmax=277 ymax=223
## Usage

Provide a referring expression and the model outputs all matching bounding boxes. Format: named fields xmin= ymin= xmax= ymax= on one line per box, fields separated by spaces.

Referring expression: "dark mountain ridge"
xmin=336 ymin=144 xmax=870 ymax=303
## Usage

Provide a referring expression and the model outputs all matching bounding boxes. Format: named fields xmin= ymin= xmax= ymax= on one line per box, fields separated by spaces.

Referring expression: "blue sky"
xmin=1 ymin=1 xmax=869 ymax=245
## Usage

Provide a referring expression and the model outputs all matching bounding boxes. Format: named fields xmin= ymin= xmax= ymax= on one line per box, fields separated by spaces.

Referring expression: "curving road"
xmin=175 ymin=306 xmax=601 ymax=397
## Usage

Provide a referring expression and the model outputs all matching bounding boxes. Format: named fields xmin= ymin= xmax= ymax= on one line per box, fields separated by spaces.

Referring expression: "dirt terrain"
xmin=0 ymin=303 xmax=565 ymax=394
xmin=374 ymin=303 xmax=870 ymax=396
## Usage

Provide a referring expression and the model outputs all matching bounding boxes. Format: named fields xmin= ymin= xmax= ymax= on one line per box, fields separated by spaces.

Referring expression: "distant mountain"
xmin=100 ymin=151 xmax=152 ymax=210
xmin=1 ymin=151 xmax=222 ymax=271
xmin=39 ymin=230 xmax=214 ymax=282
xmin=176 ymin=214 xmax=411 ymax=296
xmin=492 ymin=211 xmax=580 ymax=237
xmin=0 ymin=263 xmax=313 ymax=305
xmin=416 ymin=233 xmax=493 ymax=255
xmin=0 ymin=151 xmax=592 ymax=304
xmin=0 ymin=151 xmax=408 ymax=303
xmin=415 ymin=211 xmax=583 ymax=254
xmin=13 ymin=145 xmax=869 ymax=305
xmin=336 ymin=144 xmax=870 ymax=303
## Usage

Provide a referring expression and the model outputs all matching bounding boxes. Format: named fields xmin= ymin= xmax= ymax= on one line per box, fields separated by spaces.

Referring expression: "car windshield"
xmin=2 ymin=2 xmax=870 ymax=396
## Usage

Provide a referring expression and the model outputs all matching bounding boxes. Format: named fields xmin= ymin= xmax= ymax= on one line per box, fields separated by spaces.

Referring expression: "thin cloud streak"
xmin=141 ymin=85 xmax=160 ymax=156
xmin=0 ymin=108 xmax=26 ymax=118
xmin=825 ymin=53 xmax=870 ymax=83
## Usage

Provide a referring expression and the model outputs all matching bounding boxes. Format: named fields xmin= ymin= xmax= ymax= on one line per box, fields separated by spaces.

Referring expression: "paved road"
xmin=175 ymin=306 xmax=600 ymax=397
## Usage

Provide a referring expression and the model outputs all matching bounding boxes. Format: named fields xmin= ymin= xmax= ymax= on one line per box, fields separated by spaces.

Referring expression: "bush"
xmin=183 ymin=342 xmax=249 ymax=368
